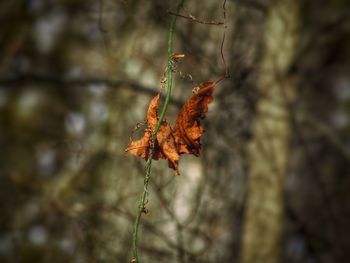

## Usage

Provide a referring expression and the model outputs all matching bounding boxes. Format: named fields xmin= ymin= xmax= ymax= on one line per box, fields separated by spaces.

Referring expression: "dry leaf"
xmin=126 ymin=95 xmax=180 ymax=175
xmin=126 ymin=81 xmax=216 ymax=175
xmin=125 ymin=95 xmax=159 ymax=160
xmin=156 ymin=121 xmax=180 ymax=175
xmin=173 ymin=82 xmax=215 ymax=156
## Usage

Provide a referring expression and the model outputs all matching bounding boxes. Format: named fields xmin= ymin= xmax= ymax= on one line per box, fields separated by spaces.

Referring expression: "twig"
xmin=221 ymin=0 xmax=230 ymax=78
xmin=167 ymin=11 xmax=224 ymax=25
xmin=214 ymin=0 xmax=230 ymax=84
xmin=130 ymin=0 xmax=186 ymax=262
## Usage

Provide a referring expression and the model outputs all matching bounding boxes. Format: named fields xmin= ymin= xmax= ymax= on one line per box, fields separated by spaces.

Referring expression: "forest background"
xmin=0 ymin=0 xmax=350 ymax=263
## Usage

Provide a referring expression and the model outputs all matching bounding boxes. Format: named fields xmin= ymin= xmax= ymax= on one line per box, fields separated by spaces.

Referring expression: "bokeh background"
xmin=1 ymin=0 xmax=350 ymax=262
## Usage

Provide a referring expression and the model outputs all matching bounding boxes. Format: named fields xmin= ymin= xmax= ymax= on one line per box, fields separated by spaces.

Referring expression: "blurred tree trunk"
xmin=241 ymin=1 xmax=300 ymax=263
xmin=203 ymin=1 xmax=269 ymax=261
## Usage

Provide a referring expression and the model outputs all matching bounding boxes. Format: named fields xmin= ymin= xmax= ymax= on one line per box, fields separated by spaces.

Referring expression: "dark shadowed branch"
xmin=0 ymin=73 xmax=183 ymax=107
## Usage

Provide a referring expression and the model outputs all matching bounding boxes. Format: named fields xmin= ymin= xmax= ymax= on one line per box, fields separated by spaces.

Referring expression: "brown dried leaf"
xmin=126 ymin=81 xmax=216 ymax=176
xmin=156 ymin=121 xmax=180 ymax=176
xmin=126 ymin=94 xmax=180 ymax=175
xmin=125 ymin=129 xmax=152 ymax=160
xmin=125 ymin=95 xmax=159 ymax=160
xmin=173 ymin=81 xmax=216 ymax=156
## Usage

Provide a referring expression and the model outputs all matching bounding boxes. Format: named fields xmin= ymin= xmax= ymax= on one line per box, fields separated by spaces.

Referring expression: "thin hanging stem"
xmin=130 ymin=1 xmax=185 ymax=262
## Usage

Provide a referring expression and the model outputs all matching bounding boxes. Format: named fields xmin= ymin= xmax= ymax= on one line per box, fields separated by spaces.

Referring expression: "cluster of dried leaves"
xmin=125 ymin=81 xmax=216 ymax=176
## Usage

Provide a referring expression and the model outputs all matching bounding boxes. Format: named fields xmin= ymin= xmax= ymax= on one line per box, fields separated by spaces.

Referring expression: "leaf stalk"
xmin=130 ymin=1 xmax=185 ymax=262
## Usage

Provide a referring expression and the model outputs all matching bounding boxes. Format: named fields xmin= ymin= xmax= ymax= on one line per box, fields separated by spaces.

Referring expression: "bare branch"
xmin=0 ymin=73 xmax=183 ymax=107
xmin=167 ymin=11 xmax=224 ymax=25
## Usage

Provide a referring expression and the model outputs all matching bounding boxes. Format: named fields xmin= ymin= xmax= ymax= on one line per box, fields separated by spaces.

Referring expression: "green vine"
xmin=130 ymin=1 xmax=186 ymax=262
